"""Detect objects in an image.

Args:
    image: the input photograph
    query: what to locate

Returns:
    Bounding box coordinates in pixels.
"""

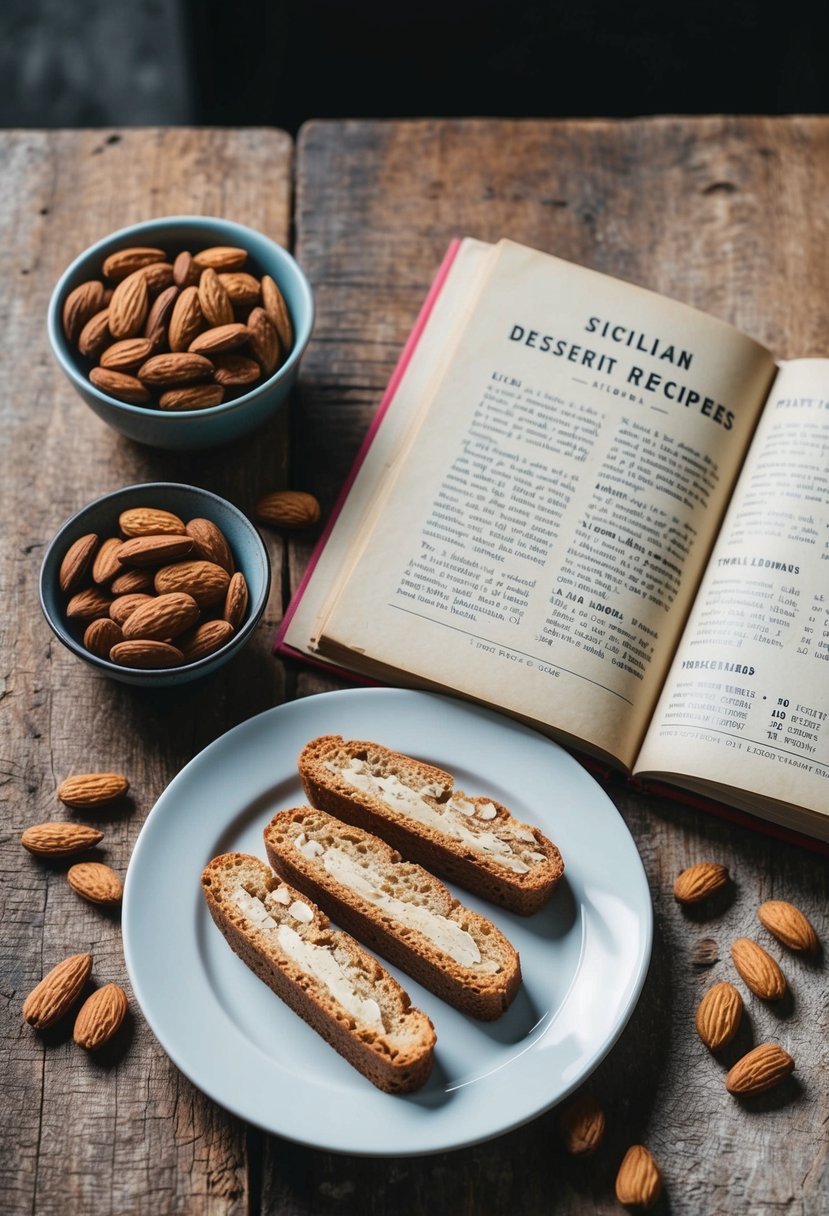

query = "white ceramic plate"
[123,687,652,1156]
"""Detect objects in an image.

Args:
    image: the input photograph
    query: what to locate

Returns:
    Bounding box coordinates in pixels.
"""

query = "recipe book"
[278,238,829,846]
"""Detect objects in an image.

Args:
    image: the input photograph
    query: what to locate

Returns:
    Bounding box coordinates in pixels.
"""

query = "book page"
[314,239,777,769]
[635,359,829,834]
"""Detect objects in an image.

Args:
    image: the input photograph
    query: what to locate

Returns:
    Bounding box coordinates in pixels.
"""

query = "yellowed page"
[635,359,829,834]
[316,239,777,769]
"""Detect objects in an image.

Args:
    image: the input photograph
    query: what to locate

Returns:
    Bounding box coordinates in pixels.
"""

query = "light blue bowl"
[39,482,271,687]
[47,216,314,451]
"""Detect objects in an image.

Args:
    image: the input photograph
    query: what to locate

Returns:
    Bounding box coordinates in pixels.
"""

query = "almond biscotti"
[263,807,522,1021]
[201,852,436,1093]
[297,735,564,915]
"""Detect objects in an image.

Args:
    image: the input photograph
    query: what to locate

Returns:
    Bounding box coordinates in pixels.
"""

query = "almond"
[122,591,200,641]
[154,559,230,607]
[63,280,106,343]
[757,899,819,954]
[223,571,249,629]
[158,384,225,412]
[115,533,195,567]
[108,268,150,339]
[557,1092,605,1156]
[673,861,730,904]
[83,617,123,659]
[246,306,281,375]
[261,274,294,352]
[91,536,124,584]
[142,262,175,295]
[119,507,186,537]
[110,568,154,595]
[211,353,261,387]
[180,618,234,662]
[73,983,129,1050]
[77,308,111,358]
[615,1144,662,1209]
[89,366,152,405]
[66,586,113,621]
[57,772,129,808]
[23,953,92,1029]
[173,250,200,288]
[188,322,250,354]
[144,283,179,349]
[67,861,123,906]
[168,285,205,351]
[695,981,743,1051]
[725,1042,795,1095]
[102,246,166,281]
[198,266,234,327]
[137,351,214,386]
[110,639,185,668]
[185,518,234,573]
[219,271,261,307]
[730,937,787,1000]
[59,532,99,594]
[256,489,321,529]
[193,245,248,272]
[21,822,104,857]
[99,336,154,372]
[109,592,154,626]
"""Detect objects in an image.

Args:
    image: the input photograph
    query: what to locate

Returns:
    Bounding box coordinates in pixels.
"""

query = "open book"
[278,238,829,847]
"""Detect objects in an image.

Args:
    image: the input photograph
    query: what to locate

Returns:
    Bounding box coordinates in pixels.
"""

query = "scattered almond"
[256,489,321,529]
[725,1043,794,1096]
[73,983,129,1050]
[730,937,787,1001]
[67,861,124,906]
[695,981,743,1051]
[57,772,129,808]
[23,953,93,1029]
[615,1144,662,1209]
[757,900,819,954]
[557,1092,605,1156]
[21,822,104,858]
[673,861,730,905]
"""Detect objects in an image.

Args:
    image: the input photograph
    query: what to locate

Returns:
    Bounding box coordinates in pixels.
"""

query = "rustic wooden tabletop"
[1,119,827,1216]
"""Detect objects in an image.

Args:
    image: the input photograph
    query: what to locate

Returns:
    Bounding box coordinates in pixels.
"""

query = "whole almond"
[100,336,155,372]
[673,861,730,904]
[92,536,124,584]
[168,285,205,351]
[77,308,111,358]
[23,953,93,1029]
[119,507,186,537]
[173,249,200,287]
[108,268,149,339]
[158,384,225,412]
[122,591,200,641]
[89,366,152,405]
[137,351,214,386]
[110,568,153,595]
[219,271,261,307]
[557,1092,605,1156]
[188,322,250,354]
[83,617,123,659]
[731,937,787,1000]
[193,245,248,272]
[615,1144,662,1209]
[246,306,281,375]
[154,559,230,607]
[256,489,321,529]
[110,639,185,668]
[198,266,234,326]
[223,571,249,629]
[261,274,294,352]
[21,822,104,858]
[725,1043,795,1095]
[185,518,234,573]
[59,532,99,594]
[63,280,106,343]
[66,587,113,621]
[757,900,819,954]
[109,593,154,627]
[67,861,123,906]
[115,533,195,567]
[180,618,234,662]
[211,353,261,387]
[142,262,175,295]
[144,283,179,349]
[102,246,166,281]
[695,981,743,1051]
[73,983,129,1050]
[57,772,129,808]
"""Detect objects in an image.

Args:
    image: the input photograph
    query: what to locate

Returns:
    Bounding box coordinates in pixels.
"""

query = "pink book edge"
[274,237,463,677]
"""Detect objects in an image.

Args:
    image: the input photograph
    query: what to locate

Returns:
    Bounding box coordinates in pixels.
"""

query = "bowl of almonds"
[47,216,314,450]
[39,482,271,686]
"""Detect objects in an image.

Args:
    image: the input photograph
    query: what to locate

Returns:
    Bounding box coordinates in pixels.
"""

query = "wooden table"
[2,119,827,1216]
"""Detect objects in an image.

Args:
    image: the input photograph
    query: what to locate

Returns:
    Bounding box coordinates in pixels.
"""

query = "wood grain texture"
[0,128,292,1216]
[283,118,829,1215]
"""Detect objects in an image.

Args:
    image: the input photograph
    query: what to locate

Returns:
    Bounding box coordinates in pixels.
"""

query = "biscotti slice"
[264,807,522,1021]
[297,735,564,915]
[201,853,436,1093]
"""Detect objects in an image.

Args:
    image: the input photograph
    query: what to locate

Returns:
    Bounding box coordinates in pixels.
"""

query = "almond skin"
[21,822,104,858]
[67,861,124,906]
[731,937,787,1000]
[615,1144,662,1209]
[557,1092,606,1156]
[73,983,129,1050]
[256,489,321,529]
[695,981,743,1051]
[725,1043,795,1095]
[57,772,129,808]
[121,591,200,641]
[110,639,185,668]
[23,953,93,1029]
[673,861,730,904]
[757,900,819,954]
[59,532,99,594]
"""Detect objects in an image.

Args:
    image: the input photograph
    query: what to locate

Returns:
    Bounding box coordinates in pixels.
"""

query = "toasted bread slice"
[297,735,564,915]
[201,852,436,1093]
[264,808,522,1021]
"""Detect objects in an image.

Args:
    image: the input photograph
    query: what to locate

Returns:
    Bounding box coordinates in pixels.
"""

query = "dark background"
[1,0,827,131]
